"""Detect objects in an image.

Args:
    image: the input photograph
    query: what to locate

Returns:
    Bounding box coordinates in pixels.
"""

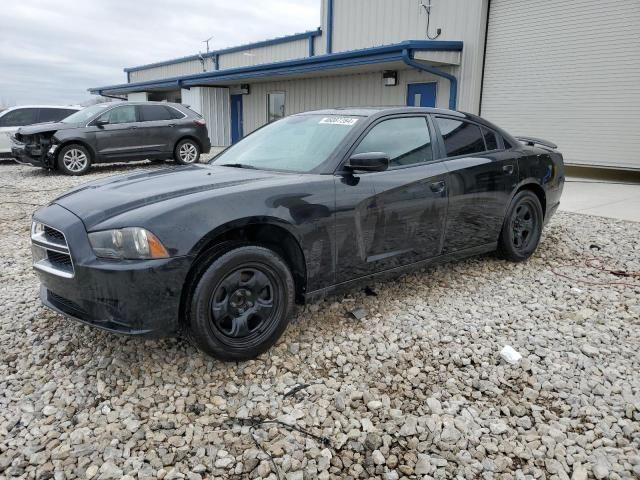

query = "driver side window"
[353,117,433,167]
[98,106,137,125]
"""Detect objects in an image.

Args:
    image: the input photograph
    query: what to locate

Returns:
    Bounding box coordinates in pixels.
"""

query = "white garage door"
[481,0,640,170]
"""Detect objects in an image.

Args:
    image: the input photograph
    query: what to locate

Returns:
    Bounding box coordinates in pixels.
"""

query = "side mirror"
[94,118,109,127]
[345,152,390,172]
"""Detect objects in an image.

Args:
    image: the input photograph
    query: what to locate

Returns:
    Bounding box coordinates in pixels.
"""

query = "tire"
[57,144,92,176]
[187,245,295,361]
[174,138,201,165]
[497,190,544,262]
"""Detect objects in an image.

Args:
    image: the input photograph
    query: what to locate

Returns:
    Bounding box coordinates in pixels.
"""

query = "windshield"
[61,103,114,124]
[211,114,362,173]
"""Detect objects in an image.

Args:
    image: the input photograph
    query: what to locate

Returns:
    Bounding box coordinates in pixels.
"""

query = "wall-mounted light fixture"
[383,70,398,87]
[239,84,250,95]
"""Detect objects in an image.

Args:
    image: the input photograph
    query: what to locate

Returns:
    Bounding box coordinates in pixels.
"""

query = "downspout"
[308,34,315,57]
[326,0,334,54]
[402,48,458,110]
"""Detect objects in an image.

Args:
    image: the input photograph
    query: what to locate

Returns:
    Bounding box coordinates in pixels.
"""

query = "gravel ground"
[1,161,639,480]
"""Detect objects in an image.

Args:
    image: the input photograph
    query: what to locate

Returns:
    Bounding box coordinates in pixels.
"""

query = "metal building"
[90,0,640,170]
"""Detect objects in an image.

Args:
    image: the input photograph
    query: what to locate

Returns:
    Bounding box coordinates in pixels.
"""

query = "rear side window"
[435,117,486,157]
[139,105,182,122]
[39,108,77,123]
[354,117,433,167]
[0,108,39,127]
[482,127,499,151]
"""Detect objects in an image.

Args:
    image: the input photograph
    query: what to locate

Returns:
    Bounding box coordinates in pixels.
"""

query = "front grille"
[32,224,75,278]
[44,226,65,245]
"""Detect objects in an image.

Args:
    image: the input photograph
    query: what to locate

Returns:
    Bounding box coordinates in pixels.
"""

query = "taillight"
[193,119,206,126]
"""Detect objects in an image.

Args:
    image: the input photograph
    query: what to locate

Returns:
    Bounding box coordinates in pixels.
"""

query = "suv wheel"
[187,246,295,361]
[497,190,544,262]
[57,144,92,176]
[174,139,200,165]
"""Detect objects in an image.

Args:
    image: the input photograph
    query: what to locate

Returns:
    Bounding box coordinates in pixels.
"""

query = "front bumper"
[33,203,193,337]
[11,142,47,167]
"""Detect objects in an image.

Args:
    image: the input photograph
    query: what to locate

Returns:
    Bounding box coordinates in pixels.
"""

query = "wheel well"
[517,183,546,218]
[175,136,202,153]
[55,141,95,165]
[179,223,307,330]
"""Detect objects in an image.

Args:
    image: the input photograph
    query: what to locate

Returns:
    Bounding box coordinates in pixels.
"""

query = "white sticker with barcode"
[319,117,359,126]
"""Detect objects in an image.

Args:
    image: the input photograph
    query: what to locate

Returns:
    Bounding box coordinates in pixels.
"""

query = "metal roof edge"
[92,40,463,95]
[123,28,323,73]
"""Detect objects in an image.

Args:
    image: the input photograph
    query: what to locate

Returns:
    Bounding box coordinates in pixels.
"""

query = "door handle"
[129,126,138,130]
[168,123,176,127]
[503,164,514,175]
[429,180,446,193]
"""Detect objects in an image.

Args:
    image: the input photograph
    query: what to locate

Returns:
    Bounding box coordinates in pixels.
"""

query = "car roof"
[296,106,467,118]
[122,101,184,107]
[1,105,81,112]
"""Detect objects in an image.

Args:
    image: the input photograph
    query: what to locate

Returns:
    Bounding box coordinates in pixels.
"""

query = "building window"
[267,92,285,123]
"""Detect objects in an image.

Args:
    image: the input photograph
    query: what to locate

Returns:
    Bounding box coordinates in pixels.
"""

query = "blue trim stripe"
[124,29,322,73]
[91,40,463,95]
[326,0,334,54]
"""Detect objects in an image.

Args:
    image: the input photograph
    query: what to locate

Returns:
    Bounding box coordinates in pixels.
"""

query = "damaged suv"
[12,102,211,175]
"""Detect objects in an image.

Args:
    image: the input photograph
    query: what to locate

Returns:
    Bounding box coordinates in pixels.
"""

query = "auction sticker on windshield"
[319,117,359,126]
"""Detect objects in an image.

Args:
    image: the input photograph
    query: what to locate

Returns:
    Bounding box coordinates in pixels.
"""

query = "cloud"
[0,0,320,106]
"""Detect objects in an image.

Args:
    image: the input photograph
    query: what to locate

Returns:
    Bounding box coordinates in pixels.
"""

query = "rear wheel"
[174,139,200,165]
[497,190,543,262]
[187,246,295,361]
[57,144,92,176]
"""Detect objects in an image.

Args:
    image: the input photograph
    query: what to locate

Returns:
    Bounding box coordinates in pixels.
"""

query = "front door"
[230,94,243,144]
[334,115,448,283]
[407,83,437,107]
[93,105,141,160]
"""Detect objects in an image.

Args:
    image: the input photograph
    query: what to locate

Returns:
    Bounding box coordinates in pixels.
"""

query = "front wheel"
[57,144,92,176]
[497,190,543,262]
[187,246,295,361]
[174,139,201,165]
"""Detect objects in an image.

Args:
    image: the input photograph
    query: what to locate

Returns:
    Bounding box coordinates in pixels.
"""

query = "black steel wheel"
[497,190,543,262]
[187,245,294,361]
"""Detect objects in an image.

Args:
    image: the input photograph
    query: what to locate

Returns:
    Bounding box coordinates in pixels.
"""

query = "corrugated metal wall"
[481,0,640,169]
[129,58,215,83]
[242,69,445,134]
[219,39,309,69]
[329,0,488,113]
[181,87,231,147]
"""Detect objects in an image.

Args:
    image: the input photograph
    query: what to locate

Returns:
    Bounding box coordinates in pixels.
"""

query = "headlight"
[32,221,45,236]
[88,227,169,260]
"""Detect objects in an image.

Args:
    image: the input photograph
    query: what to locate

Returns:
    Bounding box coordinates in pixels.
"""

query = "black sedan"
[12,102,211,175]
[31,107,564,360]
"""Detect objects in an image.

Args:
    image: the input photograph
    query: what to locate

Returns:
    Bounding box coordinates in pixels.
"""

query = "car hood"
[53,164,290,229]
[17,121,81,135]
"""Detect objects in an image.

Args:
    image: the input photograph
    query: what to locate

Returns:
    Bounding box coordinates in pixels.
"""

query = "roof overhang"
[90,40,463,96]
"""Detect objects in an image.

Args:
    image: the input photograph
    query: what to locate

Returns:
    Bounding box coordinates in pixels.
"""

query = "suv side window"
[39,108,78,123]
[435,117,486,157]
[0,108,39,127]
[98,105,137,124]
[139,105,180,122]
[353,117,433,167]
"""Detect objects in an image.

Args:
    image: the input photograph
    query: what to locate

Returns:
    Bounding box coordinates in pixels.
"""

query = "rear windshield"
[211,114,361,173]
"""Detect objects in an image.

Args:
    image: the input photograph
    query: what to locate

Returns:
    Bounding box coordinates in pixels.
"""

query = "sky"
[0,0,320,107]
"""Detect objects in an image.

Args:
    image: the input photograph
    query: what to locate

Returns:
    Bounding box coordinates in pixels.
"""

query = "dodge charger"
[31,107,564,360]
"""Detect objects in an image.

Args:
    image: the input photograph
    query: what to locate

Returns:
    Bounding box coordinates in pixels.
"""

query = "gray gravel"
[1,161,639,480]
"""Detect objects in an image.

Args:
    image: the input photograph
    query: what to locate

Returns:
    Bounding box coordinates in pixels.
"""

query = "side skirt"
[303,242,497,303]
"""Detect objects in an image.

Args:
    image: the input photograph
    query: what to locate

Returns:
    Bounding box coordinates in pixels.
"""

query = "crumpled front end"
[12,131,57,168]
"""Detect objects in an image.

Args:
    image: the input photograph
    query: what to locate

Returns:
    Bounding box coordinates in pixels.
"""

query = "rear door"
[136,104,183,155]
[334,115,448,283]
[433,116,518,254]
[92,105,142,160]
